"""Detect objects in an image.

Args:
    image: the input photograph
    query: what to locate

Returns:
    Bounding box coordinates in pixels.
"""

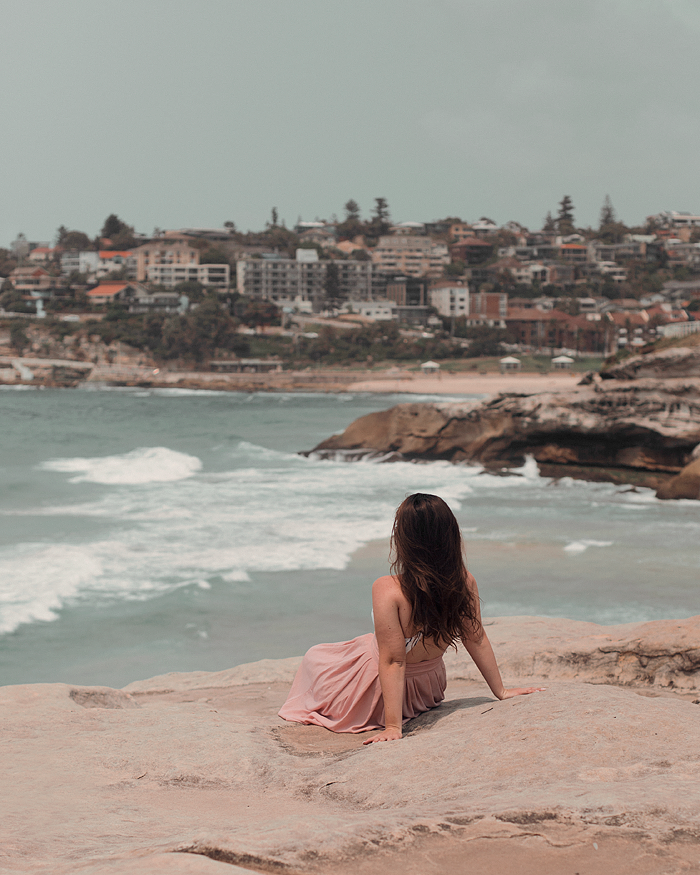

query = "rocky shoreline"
[2,614,699,875]
[311,348,700,500]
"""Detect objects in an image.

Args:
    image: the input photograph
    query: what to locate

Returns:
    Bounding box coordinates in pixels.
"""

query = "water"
[1,386,698,688]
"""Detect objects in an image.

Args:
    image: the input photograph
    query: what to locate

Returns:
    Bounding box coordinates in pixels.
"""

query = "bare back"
[372,572,480,664]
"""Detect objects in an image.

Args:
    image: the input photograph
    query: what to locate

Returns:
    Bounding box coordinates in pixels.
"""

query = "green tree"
[324,261,341,303]
[10,320,30,354]
[557,196,575,235]
[599,194,615,227]
[543,212,556,233]
[101,214,127,239]
[270,207,279,227]
[336,199,363,241]
[368,197,391,237]
[59,230,94,250]
[199,247,229,264]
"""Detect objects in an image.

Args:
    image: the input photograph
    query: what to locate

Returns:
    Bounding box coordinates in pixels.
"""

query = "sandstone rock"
[310,381,700,492]
[2,616,699,874]
[602,346,700,380]
[656,455,700,500]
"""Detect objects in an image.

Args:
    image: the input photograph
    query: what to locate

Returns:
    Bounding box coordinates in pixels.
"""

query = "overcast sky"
[2,0,699,246]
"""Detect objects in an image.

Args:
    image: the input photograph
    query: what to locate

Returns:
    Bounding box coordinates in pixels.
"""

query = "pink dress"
[278,632,447,733]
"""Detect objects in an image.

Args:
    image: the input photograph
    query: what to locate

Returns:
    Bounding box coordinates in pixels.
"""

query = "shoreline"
[0,357,584,397]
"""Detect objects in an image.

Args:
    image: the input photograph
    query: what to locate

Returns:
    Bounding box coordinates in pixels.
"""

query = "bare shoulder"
[371,575,405,605]
[372,574,401,595]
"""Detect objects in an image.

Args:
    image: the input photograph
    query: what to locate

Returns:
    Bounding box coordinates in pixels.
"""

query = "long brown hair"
[390,493,481,646]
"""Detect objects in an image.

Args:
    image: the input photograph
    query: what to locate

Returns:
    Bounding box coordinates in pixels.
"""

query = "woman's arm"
[363,576,407,744]
[462,574,545,700]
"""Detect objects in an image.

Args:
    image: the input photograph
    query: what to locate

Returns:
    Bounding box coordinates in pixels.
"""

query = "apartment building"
[132,236,200,282]
[468,291,508,326]
[237,250,384,308]
[372,235,449,277]
[145,262,230,288]
[429,282,469,318]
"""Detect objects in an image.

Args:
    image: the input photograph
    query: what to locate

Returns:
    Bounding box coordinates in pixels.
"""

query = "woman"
[279,493,544,743]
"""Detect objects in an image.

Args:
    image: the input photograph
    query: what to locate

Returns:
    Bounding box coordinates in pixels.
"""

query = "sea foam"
[40,447,202,484]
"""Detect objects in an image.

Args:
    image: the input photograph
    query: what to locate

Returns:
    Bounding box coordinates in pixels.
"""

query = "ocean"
[1,386,698,688]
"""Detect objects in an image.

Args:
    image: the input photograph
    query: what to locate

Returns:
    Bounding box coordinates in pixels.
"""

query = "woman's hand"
[362,725,403,744]
[497,686,546,700]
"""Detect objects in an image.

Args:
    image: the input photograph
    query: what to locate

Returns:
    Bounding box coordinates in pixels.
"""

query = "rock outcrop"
[602,345,700,380]
[2,615,699,874]
[310,378,700,496]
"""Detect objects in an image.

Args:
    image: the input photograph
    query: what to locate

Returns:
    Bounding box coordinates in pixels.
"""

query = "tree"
[599,195,616,228]
[101,214,127,239]
[344,200,360,222]
[99,214,137,249]
[270,207,279,227]
[324,262,341,303]
[557,196,575,235]
[368,197,391,236]
[598,195,626,244]
[543,212,556,233]
[57,230,93,251]
[224,220,236,233]
[336,200,363,241]
[10,320,30,354]
[199,247,229,265]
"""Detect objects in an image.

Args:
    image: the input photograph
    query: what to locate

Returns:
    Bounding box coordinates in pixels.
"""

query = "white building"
[61,251,100,276]
[653,210,700,229]
[429,283,469,318]
[237,250,384,307]
[349,300,396,321]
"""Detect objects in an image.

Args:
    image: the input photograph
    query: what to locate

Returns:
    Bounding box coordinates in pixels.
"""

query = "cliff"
[311,374,700,497]
[2,615,699,874]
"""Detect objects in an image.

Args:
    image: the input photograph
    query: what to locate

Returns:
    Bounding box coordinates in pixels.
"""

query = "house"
[96,251,136,279]
[349,300,396,321]
[449,236,493,264]
[448,222,473,243]
[9,266,55,293]
[604,310,653,351]
[662,279,700,301]
[471,218,499,236]
[26,247,58,263]
[86,281,150,306]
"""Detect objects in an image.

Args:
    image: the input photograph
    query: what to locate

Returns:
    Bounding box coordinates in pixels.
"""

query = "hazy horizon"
[2,0,699,246]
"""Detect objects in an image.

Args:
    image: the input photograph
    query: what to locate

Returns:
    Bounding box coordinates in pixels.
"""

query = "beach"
[0,356,584,397]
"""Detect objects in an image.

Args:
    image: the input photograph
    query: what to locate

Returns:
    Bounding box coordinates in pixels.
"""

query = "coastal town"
[1,198,700,385]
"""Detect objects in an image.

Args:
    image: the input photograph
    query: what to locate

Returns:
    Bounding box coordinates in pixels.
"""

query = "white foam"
[40,447,202,485]
[564,539,613,555]
[2,449,486,634]
[0,545,103,634]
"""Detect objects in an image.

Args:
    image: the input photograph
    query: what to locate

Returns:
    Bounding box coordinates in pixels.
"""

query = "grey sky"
[2,0,698,245]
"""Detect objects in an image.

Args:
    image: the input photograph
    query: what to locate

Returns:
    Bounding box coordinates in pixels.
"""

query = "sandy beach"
[345,369,583,396]
[1,359,585,396]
